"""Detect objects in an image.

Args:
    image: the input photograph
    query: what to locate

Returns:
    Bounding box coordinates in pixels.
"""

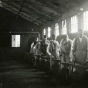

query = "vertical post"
[46,27,48,38]
[42,28,44,39]
[59,21,62,35]
[51,24,55,35]
[66,17,71,34]
[78,11,83,29]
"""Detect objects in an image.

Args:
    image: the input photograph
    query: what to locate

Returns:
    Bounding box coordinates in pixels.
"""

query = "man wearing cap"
[71,29,88,84]
[72,29,88,64]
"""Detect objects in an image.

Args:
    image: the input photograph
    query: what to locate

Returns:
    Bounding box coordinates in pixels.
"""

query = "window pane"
[83,11,88,31]
[62,20,67,34]
[48,27,51,37]
[71,15,78,33]
[55,23,59,36]
[12,35,20,47]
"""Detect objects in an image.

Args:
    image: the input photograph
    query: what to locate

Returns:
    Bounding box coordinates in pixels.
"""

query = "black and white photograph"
[0,0,88,88]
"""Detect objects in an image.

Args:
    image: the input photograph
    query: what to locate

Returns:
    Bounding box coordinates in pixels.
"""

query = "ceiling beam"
[1,2,43,25]
[2,1,50,24]
[16,1,24,20]
[24,2,52,19]
[1,0,59,23]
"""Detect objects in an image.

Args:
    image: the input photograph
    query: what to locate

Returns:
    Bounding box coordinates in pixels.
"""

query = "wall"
[0,7,41,60]
[0,7,41,32]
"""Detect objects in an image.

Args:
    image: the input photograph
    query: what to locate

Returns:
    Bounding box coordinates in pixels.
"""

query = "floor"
[0,60,86,88]
[0,60,68,88]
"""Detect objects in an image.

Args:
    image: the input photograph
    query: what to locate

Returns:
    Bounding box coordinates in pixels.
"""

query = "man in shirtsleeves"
[47,34,60,71]
[40,35,50,71]
[60,35,72,64]
[30,37,39,54]
[30,37,41,67]
[41,35,49,56]
[60,35,72,83]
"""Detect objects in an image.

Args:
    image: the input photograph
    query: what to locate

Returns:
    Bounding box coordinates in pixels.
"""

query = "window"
[12,35,20,47]
[43,29,46,35]
[48,27,51,37]
[83,11,88,31]
[71,15,78,33]
[55,23,59,36]
[62,20,67,34]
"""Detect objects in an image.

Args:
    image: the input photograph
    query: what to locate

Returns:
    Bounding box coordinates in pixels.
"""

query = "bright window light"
[83,11,88,31]
[48,27,51,37]
[62,20,67,34]
[12,35,20,47]
[71,15,78,33]
[43,29,46,35]
[55,23,59,36]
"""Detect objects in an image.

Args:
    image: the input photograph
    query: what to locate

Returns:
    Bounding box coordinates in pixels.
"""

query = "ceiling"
[0,0,87,27]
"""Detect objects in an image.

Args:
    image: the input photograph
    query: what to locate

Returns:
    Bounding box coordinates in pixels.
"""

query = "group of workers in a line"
[30,28,88,85]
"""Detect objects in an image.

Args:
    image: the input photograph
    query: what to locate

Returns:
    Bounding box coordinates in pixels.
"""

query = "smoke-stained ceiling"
[0,0,87,27]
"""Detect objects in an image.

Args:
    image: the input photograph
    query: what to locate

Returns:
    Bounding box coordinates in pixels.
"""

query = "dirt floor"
[0,60,85,88]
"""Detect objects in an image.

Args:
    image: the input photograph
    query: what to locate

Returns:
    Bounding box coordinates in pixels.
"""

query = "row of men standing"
[30,29,88,70]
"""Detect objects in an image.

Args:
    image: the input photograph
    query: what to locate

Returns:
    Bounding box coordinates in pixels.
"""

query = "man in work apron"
[40,35,50,71]
[71,29,88,85]
[72,29,88,65]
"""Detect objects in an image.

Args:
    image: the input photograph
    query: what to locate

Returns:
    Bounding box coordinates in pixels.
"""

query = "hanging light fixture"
[80,8,83,11]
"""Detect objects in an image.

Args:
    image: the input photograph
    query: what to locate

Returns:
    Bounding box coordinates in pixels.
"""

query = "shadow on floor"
[0,60,59,88]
